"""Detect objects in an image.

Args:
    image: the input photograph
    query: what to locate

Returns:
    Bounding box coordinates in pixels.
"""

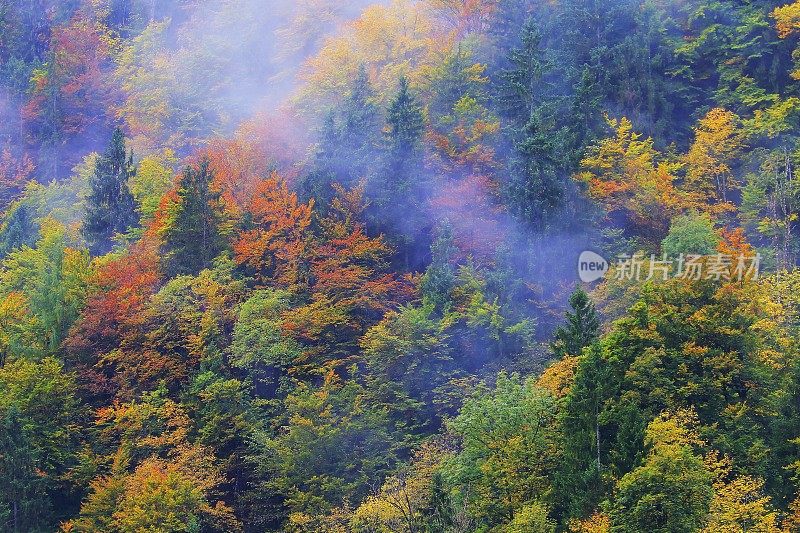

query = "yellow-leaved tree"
[575,116,694,244]
[684,108,746,206]
[294,0,445,114]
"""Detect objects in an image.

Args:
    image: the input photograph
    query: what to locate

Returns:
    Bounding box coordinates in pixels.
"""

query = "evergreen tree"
[420,220,457,312]
[301,66,380,208]
[496,20,569,230]
[384,76,425,197]
[82,127,138,255]
[496,20,550,124]
[0,202,37,258]
[0,406,50,533]
[568,66,604,159]
[160,159,228,277]
[372,75,427,268]
[552,287,600,358]
[555,343,612,522]
[340,65,380,183]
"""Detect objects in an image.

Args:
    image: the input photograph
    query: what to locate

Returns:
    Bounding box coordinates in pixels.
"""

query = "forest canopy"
[3,0,800,532]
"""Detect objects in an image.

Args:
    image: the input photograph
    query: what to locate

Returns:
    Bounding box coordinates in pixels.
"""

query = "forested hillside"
[3,0,800,531]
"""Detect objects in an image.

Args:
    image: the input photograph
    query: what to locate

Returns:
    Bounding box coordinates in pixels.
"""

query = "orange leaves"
[430,173,505,260]
[23,15,116,137]
[274,183,411,375]
[311,183,403,308]
[576,116,713,243]
[718,227,755,258]
[774,2,800,39]
[233,173,314,288]
[206,136,267,212]
[64,241,160,399]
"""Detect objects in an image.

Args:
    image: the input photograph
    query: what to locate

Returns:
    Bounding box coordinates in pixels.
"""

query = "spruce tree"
[340,65,380,183]
[373,75,427,269]
[161,159,228,277]
[302,66,380,207]
[0,406,50,532]
[0,202,37,258]
[82,128,138,255]
[552,287,600,358]
[384,75,424,196]
[421,221,457,312]
[497,20,568,231]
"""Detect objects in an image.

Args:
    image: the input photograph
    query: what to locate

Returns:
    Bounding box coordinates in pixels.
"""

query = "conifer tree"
[0,203,37,258]
[341,65,380,183]
[384,76,424,196]
[373,75,427,268]
[82,128,138,255]
[552,287,600,358]
[421,221,457,312]
[0,406,50,533]
[160,159,228,277]
[497,20,568,230]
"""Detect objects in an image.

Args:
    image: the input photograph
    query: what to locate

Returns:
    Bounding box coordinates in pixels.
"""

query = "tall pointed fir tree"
[552,287,600,358]
[302,65,380,207]
[496,20,568,231]
[384,76,425,190]
[340,64,380,184]
[82,128,138,255]
[160,159,228,277]
[374,76,426,268]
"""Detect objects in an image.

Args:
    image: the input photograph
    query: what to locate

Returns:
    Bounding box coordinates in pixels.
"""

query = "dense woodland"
[5,0,800,531]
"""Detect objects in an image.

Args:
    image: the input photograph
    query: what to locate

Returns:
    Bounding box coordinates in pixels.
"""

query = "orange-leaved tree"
[233,172,314,290]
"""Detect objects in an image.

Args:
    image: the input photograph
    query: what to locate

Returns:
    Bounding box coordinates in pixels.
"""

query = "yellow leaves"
[701,452,780,533]
[774,3,800,81]
[537,356,579,399]
[130,150,177,222]
[774,2,800,39]
[295,0,444,114]
[576,116,689,240]
[645,409,704,449]
[684,108,746,205]
[569,512,611,533]
[351,439,452,533]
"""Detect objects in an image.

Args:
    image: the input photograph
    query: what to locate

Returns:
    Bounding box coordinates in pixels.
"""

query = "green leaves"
[443,372,558,529]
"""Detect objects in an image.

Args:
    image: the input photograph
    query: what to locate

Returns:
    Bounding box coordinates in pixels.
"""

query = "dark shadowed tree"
[160,159,229,277]
[82,128,138,255]
[552,287,600,358]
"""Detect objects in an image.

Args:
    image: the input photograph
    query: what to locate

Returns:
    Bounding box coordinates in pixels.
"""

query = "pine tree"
[496,20,549,124]
[384,75,424,196]
[421,221,457,313]
[555,343,612,522]
[496,20,568,231]
[160,159,228,277]
[82,128,138,255]
[552,287,600,358]
[0,202,37,258]
[0,406,50,532]
[302,66,380,207]
[373,76,427,268]
[340,65,380,183]
[568,67,604,160]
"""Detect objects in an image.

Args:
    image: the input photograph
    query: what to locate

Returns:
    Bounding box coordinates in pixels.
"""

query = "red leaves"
[64,241,160,400]
[430,174,505,260]
[23,16,116,138]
